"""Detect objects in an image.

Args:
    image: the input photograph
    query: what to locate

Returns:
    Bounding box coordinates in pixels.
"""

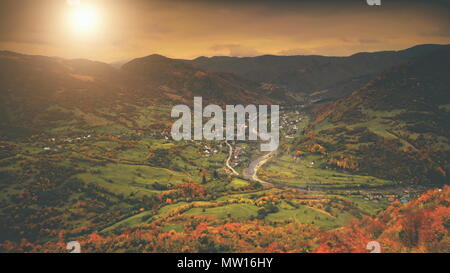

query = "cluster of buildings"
[280,111,302,139]
[202,144,219,157]
[42,134,93,152]
[362,190,419,203]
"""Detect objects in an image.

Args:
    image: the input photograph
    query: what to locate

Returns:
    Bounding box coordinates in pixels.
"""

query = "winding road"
[225,138,274,187]
[225,140,240,176]
[225,112,275,186]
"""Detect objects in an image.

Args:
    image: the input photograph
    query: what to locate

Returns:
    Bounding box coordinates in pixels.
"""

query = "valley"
[0,103,423,247]
[0,45,448,253]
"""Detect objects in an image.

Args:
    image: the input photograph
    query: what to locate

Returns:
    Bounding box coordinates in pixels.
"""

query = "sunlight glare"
[68,4,101,35]
[67,0,81,6]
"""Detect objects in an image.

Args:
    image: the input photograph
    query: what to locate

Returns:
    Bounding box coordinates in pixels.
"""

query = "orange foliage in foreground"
[315,186,450,253]
[0,220,320,253]
[1,187,449,253]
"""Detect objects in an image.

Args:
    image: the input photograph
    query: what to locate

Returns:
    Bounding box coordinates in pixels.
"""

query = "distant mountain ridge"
[1,44,449,135]
[186,44,450,100]
[121,53,279,104]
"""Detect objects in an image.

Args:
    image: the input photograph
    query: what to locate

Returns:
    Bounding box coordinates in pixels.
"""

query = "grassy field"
[226,178,250,190]
[74,163,187,197]
[185,203,260,220]
[265,203,354,229]
[98,184,389,233]
[261,154,394,189]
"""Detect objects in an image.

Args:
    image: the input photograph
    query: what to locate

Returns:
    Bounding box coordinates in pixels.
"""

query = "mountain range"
[1,44,449,132]
[187,44,450,100]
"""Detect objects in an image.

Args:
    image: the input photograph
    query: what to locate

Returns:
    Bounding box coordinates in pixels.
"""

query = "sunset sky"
[1,0,450,62]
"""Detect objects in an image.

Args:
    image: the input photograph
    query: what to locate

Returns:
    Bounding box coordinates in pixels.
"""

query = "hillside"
[2,186,447,253]
[316,186,450,253]
[0,51,126,125]
[0,51,279,247]
[188,44,449,100]
[122,54,279,105]
[0,51,278,138]
[289,46,450,186]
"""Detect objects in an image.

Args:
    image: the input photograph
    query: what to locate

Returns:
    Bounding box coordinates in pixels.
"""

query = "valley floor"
[0,104,440,252]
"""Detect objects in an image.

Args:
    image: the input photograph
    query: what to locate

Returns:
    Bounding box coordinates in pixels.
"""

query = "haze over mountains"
[1,44,448,107]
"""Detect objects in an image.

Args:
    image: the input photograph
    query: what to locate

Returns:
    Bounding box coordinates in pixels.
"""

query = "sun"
[68,4,101,35]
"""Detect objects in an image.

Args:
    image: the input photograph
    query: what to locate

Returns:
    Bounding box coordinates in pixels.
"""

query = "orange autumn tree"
[308,143,326,154]
[328,154,358,170]
[315,186,450,253]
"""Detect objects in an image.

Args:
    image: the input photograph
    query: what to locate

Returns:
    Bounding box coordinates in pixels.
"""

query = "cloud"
[358,38,381,44]
[420,24,450,38]
[210,44,261,57]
